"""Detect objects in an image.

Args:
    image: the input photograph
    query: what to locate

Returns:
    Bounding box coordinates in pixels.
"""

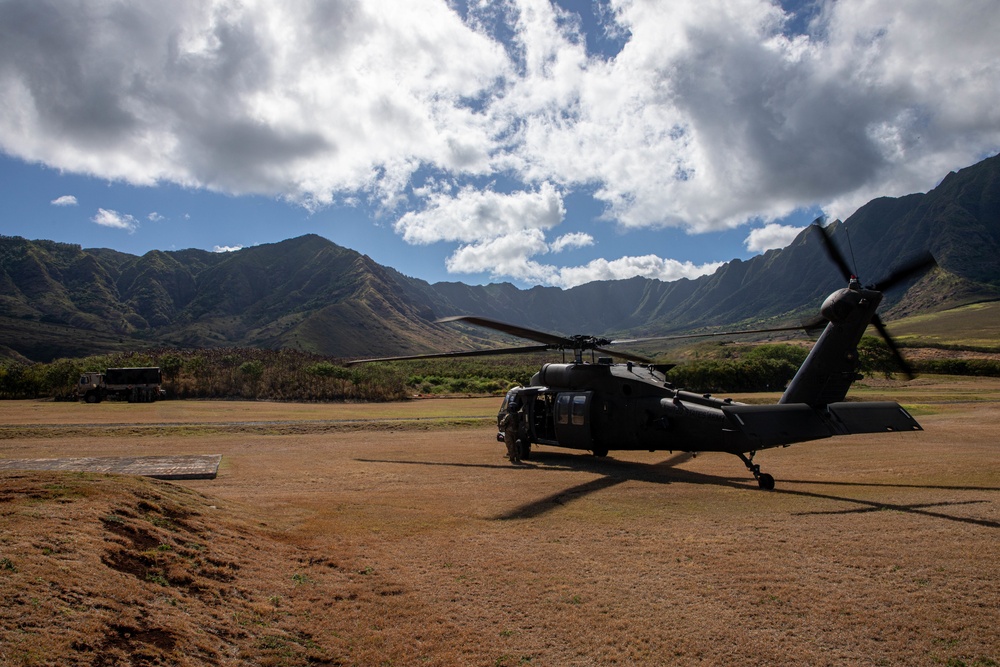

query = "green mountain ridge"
[2,155,999,362]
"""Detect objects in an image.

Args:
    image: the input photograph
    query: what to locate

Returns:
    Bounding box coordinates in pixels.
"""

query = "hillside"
[2,155,999,362]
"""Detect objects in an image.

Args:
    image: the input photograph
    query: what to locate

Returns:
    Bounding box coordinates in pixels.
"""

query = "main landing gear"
[736,451,775,491]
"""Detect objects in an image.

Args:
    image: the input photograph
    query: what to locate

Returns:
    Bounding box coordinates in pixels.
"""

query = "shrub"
[666,357,799,393]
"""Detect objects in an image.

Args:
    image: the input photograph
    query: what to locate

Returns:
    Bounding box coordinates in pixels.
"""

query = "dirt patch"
[1,389,999,666]
[0,472,359,665]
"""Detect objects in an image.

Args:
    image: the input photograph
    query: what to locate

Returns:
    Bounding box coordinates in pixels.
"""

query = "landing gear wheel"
[736,451,776,491]
[592,448,608,458]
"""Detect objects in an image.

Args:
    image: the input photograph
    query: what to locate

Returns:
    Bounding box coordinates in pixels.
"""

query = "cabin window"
[572,395,587,426]
[556,394,571,425]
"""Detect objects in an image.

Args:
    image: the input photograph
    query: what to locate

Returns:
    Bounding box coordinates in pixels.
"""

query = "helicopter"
[348,224,935,490]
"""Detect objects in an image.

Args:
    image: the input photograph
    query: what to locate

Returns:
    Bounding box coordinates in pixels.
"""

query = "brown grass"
[1,382,999,666]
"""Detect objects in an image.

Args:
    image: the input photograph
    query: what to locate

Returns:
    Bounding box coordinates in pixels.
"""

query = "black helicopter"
[349,224,935,490]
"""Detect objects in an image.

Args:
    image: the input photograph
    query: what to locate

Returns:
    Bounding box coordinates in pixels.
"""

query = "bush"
[858,336,898,379]
[666,357,799,393]
[0,348,413,402]
[306,362,352,380]
[914,358,1000,377]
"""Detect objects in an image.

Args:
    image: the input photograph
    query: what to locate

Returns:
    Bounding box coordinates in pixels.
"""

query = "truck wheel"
[84,392,98,404]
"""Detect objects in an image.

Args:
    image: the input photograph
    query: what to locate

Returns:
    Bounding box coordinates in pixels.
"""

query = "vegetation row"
[1,338,997,401]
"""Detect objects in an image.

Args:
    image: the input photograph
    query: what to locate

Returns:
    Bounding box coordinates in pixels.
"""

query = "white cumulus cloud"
[50,195,77,206]
[744,223,806,252]
[551,256,724,288]
[445,229,722,288]
[395,183,565,245]
[213,244,244,253]
[91,208,138,232]
[550,232,594,253]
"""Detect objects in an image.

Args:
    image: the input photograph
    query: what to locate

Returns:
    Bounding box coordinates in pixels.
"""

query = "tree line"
[1,339,997,401]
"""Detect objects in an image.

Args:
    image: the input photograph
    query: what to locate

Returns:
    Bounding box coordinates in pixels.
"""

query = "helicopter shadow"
[355,451,1000,528]
[495,452,702,520]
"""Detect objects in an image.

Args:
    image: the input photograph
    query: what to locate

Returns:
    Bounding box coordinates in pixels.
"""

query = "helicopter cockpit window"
[572,395,587,425]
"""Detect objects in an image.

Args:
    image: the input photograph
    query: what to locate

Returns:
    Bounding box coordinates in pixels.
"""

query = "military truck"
[77,367,165,403]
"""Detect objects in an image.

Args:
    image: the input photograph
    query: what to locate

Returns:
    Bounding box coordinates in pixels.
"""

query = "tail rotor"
[811,221,935,379]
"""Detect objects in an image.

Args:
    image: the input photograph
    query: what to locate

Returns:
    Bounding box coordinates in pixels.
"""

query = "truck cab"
[77,372,105,403]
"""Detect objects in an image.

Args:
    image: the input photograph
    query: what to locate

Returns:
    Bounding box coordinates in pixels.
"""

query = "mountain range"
[2,154,999,363]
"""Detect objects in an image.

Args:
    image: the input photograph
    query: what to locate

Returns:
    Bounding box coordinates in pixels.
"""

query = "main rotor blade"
[612,323,811,346]
[801,315,829,335]
[436,315,575,348]
[869,252,936,292]
[593,346,654,364]
[344,344,553,366]
[870,315,915,380]
[812,219,854,282]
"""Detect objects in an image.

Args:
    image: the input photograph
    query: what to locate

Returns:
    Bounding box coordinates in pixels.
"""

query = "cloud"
[0,0,508,207]
[552,255,724,288]
[447,240,722,288]
[212,244,244,253]
[446,229,553,282]
[443,226,721,288]
[419,184,718,286]
[394,183,565,245]
[50,195,77,206]
[503,0,1000,232]
[550,232,593,252]
[147,212,164,222]
[91,208,138,232]
[3,0,999,285]
[744,223,806,252]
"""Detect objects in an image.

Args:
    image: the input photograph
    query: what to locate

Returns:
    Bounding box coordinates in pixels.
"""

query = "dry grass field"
[1,379,998,666]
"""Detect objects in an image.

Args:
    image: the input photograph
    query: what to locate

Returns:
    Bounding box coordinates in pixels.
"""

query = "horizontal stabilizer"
[722,401,922,452]
[722,403,833,449]
[826,402,922,434]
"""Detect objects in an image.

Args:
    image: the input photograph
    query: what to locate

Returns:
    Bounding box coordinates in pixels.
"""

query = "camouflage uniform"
[501,398,522,464]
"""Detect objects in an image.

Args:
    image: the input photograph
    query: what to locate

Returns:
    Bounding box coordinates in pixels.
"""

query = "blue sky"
[1,0,998,288]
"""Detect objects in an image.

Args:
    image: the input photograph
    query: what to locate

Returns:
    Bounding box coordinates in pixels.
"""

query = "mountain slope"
[1,154,998,362]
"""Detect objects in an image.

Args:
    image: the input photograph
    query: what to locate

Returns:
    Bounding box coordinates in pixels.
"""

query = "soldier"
[501,391,523,464]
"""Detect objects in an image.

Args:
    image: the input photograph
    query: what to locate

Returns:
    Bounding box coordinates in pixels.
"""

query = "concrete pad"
[0,454,222,480]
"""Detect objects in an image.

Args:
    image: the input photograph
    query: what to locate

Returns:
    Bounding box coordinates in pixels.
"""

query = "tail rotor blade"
[812,218,854,282]
[870,315,915,380]
[869,253,937,292]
